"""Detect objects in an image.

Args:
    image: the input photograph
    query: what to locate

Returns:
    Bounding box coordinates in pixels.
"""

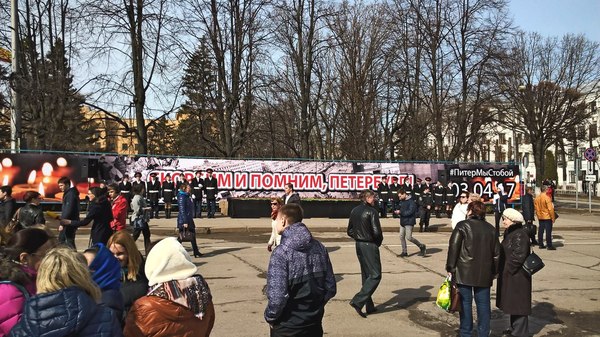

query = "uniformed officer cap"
[425,177,431,181]
[150,172,157,177]
[165,173,171,177]
[195,170,203,175]
[134,172,142,178]
[206,168,214,173]
[123,174,129,179]
[391,177,398,181]
[416,178,422,182]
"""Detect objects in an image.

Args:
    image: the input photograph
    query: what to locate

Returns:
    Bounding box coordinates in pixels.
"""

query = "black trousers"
[270,324,323,337]
[132,225,151,256]
[419,208,431,227]
[58,227,77,250]
[351,241,381,311]
[178,229,201,255]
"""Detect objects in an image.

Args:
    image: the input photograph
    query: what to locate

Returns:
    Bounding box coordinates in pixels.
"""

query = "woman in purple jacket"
[0,228,53,336]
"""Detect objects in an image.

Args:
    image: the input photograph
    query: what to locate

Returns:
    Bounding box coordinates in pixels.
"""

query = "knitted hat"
[145,237,198,286]
[502,208,524,224]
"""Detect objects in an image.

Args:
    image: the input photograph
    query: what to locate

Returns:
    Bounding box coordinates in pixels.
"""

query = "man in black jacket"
[376,176,390,218]
[347,189,383,318]
[521,187,538,245]
[190,170,204,218]
[57,177,80,249]
[282,183,301,205]
[395,189,426,257]
[204,168,219,218]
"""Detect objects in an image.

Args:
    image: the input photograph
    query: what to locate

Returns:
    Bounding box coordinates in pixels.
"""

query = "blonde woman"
[9,247,123,337]
[267,197,284,252]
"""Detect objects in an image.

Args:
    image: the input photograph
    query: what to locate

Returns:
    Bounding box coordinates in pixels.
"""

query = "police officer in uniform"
[389,177,401,218]
[162,173,175,219]
[376,175,390,218]
[119,174,132,211]
[433,180,445,218]
[402,178,413,197]
[419,185,433,232]
[190,170,204,218]
[147,172,161,219]
[445,181,456,219]
[203,168,218,218]
[413,178,423,203]
[131,172,146,199]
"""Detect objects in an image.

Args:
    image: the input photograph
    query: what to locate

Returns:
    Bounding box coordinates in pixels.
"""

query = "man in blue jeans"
[446,201,501,337]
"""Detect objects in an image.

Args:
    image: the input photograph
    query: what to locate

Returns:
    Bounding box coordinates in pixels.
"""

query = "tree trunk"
[533,138,546,187]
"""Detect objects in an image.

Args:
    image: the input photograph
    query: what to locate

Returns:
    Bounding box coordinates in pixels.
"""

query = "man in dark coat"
[282,183,301,205]
[190,170,204,218]
[146,173,161,219]
[376,176,390,218]
[445,181,456,218]
[0,185,17,223]
[131,172,146,199]
[203,168,219,218]
[347,189,383,318]
[118,174,132,212]
[395,189,426,257]
[419,186,433,232]
[57,177,80,249]
[520,187,538,245]
[433,181,445,218]
[265,203,336,336]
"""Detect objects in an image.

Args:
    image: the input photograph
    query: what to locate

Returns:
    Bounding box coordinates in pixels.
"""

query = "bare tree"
[493,32,600,183]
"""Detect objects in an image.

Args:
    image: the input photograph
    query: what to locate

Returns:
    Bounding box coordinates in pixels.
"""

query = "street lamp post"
[10,0,21,153]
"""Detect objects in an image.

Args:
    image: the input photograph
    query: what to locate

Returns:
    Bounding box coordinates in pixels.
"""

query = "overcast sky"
[508,0,600,42]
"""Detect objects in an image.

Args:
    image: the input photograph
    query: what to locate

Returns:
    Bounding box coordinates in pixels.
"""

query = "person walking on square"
[521,187,538,245]
[446,201,501,337]
[534,185,556,250]
[61,187,113,246]
[162,173,175,219]
[451,192,470,230]
[395,189,426,257]
[376,176,390,218]
[419,186,433,232]
[147,173,161,219]
[190,170,204,218]
[497,208,532,337]
[267,197,284,252]
[445,181,457,218]
[119,174,132,211]
[282,183,301,205]
[57,177,80,249]
[130,184,151,256]
[347,189,383,318]
[389,177,401,218]
[203,168,219,218]
[107,184,128,232]
[265,203,336,336]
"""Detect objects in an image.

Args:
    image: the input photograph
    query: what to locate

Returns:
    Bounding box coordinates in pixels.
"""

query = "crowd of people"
[0,171,559,337]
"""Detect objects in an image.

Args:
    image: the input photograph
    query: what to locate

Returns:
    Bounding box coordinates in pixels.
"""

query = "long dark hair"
[0,228,52,284]
[89,186,108,204]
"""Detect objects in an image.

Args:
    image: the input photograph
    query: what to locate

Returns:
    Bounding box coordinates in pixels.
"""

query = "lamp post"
[10,0,21,153]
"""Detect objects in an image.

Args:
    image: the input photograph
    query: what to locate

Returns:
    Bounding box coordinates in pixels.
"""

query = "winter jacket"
[0,265,36,337]
[534,192,555,221]
[398,197,417,226]
[124,295,215,337]
[110,195,128,232]
[61,187,80,221]
[496,224,532,315]
[264,222,336,329]
[16,204,45,228]
[70,196,113,245]
[120,258,148,315]
[347,202,383,246]
[0,198,17,223]
[8,287,123,337]
[130,195,148,223]
[177,191,195,231]
[446,217,501,287]
[521,193,535,222]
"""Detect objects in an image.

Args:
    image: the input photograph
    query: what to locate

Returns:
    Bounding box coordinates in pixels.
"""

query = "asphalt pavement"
[60,204,600,337]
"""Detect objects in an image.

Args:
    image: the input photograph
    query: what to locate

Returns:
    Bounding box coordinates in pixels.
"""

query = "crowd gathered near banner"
[0,164,558,337]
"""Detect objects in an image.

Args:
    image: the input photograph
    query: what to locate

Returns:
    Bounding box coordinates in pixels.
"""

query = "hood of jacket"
[11,287,119,337]
[280,222,312,252]
[89,243,121,291]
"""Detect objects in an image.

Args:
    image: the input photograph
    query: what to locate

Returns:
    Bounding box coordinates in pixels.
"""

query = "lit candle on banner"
[55,157,72,177]
[0,157,19,186]
[12,170,39,200]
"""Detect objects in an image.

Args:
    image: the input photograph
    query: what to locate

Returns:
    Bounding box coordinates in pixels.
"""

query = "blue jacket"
[264,222,336,328]
[177,191,195,231]
[8,287,123,337]
[398,196,418,226]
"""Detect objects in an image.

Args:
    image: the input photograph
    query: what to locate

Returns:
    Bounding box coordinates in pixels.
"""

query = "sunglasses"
[270,203,278,206]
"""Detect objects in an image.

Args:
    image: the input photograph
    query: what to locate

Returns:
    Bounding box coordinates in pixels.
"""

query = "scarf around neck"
[148,274,212,319]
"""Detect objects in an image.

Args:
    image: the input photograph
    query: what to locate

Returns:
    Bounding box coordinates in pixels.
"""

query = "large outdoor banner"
[0,153,520,203]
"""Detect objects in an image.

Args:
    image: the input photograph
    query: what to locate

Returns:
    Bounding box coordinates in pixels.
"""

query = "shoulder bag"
[5,208,23,235]
[522,246,545,276]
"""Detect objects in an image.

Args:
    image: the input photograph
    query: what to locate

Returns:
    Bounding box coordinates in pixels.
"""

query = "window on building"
[567,148,574,161]
[499,133,506,145]
[569,171,575,184]
[591,124,598,138]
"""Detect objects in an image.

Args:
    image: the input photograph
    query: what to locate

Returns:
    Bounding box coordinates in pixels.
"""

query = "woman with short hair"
[8,247,123,336]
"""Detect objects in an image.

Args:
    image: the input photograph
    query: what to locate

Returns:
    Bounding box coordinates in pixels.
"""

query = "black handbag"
[522,247,545,276]
[178,229,195,242]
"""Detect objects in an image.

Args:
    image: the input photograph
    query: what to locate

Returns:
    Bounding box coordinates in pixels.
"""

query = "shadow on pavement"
[376,285,434,313]
[204,247,249,257]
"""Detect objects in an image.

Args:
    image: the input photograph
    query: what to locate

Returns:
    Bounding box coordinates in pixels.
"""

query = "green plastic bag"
[436,277,451,311]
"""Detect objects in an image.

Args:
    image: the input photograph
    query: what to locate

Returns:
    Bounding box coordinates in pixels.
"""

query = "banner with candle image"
[0,153,521,203]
